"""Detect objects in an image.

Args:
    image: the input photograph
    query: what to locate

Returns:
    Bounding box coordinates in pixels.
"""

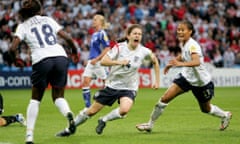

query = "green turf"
[0,87,239,144]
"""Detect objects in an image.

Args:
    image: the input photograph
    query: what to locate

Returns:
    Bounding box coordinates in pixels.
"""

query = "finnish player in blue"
[9,0,78,144]
[81,14,111,111]
[56,24,160,136]
[136,20,232,132]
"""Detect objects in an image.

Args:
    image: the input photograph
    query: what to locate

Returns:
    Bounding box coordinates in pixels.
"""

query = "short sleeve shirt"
[180,38,211,86]
[105,42,152,91]
[14,15,67,64]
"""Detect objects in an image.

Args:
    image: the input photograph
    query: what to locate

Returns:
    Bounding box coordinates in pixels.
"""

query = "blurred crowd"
[0,0,240,71]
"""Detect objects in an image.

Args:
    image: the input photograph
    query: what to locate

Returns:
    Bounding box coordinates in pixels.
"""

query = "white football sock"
[149,101,168,126]
[26,99,40,141]
[55,98,71,116]
[74,110,89,126]
[209,104,227,118]
[102,107,122,122]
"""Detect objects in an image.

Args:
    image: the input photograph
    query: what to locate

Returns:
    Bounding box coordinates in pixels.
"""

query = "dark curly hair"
[18,0,42,21]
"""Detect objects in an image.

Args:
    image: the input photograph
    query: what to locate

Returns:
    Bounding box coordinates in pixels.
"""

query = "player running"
[136,20,232,132]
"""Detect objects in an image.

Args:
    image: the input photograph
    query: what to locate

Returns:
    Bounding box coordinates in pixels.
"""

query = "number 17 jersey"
[14,15,67,65]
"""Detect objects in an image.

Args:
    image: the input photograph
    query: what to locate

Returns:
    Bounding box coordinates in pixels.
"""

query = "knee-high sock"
[208,104,228,118]
[102,107,123,122]
[55,98,71,116]
[148,101,168,126]
[26,99,40,140]
[82,87,91,108]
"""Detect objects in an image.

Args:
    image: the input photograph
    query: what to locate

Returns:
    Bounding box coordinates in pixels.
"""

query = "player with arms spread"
[56,24,160,136]
[136,20,232,132]
[9,0,78,143]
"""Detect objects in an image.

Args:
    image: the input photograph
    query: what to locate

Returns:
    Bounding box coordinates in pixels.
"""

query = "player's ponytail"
[95,14,110,29]
[116,37,128,43]
[103,21,110,30]
[181,20,195,37]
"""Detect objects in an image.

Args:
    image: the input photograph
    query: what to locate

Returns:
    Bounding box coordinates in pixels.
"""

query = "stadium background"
[0,0,240,89]
[0,1,239,144]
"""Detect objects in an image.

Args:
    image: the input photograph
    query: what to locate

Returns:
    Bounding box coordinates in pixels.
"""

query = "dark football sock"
[1,116,17,126]
[0,93,3,115]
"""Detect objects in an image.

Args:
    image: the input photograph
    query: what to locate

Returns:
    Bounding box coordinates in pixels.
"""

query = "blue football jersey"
[88,29,110,59]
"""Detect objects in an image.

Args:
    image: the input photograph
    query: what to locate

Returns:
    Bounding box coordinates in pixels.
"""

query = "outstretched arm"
[164,54,182,74]
[100,54,129,66]
[91,46,111,65]
[168,53,200,67]
[57,30,79,63]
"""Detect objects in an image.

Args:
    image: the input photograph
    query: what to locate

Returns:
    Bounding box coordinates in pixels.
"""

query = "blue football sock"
[82,88,91,107]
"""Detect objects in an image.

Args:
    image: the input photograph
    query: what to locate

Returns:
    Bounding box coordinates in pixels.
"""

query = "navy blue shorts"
[93,87,137,106]
[173,74,214,103]
[31,56,69,89]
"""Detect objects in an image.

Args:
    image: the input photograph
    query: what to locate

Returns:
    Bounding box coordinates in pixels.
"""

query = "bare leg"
[96,97,133,134]
[149,83,184,126]
[101,97,133,122]
[136,83,184,131]
[75,101,104,126]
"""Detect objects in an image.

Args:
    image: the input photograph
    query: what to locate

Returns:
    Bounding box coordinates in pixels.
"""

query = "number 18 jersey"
[14,15,67,65]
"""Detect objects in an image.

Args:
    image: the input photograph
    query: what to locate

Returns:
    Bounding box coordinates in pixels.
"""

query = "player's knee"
[82,83,90,87]
[119,110,128,116]
[160,96,170,103]
[86,109,97,117]
[82,78,91,87]
[0,117,7,126]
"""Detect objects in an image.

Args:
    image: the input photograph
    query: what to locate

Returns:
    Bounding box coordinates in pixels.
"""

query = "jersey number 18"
[31,24,57,48]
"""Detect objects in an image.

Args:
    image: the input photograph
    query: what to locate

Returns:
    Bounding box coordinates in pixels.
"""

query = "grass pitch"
[0,87,239,144]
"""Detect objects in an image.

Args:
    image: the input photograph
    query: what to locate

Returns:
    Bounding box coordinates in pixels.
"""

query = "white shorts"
[82,60,108,80]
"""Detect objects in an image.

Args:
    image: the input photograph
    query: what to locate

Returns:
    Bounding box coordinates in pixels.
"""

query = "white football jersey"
[180,38,211,86]
[14,15,67,65]
[105,41,152,91]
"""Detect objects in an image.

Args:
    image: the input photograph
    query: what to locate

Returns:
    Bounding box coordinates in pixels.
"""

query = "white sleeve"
[14,24,25,40]
[189,43,202,55]
[143,47,153,58]
[107,44,120,60]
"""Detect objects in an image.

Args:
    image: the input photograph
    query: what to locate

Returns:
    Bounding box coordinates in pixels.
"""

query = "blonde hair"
[94,14,110,29]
